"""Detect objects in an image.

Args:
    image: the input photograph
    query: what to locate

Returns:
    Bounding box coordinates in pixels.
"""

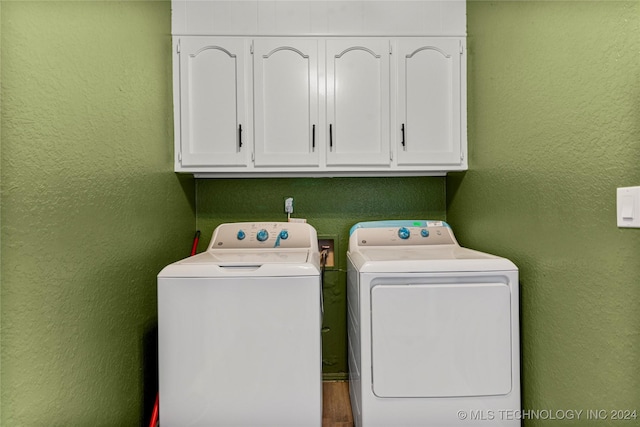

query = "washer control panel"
[209,222,314,249]
[350,220,457,247]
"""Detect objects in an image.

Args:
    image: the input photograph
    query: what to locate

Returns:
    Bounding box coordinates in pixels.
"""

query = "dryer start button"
[397,227,411,240]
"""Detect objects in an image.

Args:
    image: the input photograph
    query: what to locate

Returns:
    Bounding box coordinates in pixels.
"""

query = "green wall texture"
[448,1,640,426]
[1,1,195,425]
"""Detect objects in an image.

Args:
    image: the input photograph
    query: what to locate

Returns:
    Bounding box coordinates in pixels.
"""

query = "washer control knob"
[279,230,289,240]
[421,229,429,238]
[398,227,411,240]
[256,229,269,242]
[237,230,246,240]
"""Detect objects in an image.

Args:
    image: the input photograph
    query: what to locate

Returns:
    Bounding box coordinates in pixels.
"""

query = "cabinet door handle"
[312,124,316,151]
[329,124,333,151]
[239,124,243,149]
[401,123,405,149]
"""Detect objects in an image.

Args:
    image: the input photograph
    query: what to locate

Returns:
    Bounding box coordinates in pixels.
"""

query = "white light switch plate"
[617,186,640,228]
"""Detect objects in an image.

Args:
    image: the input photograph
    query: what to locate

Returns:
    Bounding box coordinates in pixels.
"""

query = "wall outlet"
[318,238,335,268]
[284,197,294,214]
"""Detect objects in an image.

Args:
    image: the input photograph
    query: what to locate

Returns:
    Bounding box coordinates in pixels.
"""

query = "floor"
[322,381,354,427]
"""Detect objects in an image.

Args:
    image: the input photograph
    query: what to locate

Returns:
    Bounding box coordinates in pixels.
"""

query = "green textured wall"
[196,177,446,375]
[4,0,639,425]
[1,1,195,425]
[448,1,640,425]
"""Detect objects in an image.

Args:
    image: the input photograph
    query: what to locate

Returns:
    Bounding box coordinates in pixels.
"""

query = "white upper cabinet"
[176,37,249,168]
[171,1,467,176]
[326,39,390,166]
[253,39,319,167]
[396,38,465,167]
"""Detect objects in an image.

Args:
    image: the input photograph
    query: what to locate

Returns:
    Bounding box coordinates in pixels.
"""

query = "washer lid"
[158,250,320,278]
[207,250,310,264]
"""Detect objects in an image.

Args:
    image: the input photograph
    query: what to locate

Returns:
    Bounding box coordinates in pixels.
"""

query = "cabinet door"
[178,37,249,167]
[253,39,319,167]
[326,39,390,166]
[396,38,463,166]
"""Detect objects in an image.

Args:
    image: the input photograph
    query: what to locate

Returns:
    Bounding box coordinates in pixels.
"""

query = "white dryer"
[347,220,520,427]
[158,222,322,427]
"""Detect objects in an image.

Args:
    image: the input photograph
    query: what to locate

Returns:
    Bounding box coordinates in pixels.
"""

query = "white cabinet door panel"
[397,38,463,166]
[254,39,319,167]
[326,40,390,166]
[179,37,248,167]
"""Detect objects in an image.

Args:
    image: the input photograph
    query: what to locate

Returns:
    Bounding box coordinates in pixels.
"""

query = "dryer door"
[371,282,512,398]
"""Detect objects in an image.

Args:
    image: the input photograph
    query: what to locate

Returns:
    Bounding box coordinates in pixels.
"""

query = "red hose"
[148,394,159,427]
[149,230,201,427]
[190,230,201,256]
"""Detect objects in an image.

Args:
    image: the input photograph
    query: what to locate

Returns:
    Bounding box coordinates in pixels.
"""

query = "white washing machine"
[158,222,322,427]
[347,220,521,427]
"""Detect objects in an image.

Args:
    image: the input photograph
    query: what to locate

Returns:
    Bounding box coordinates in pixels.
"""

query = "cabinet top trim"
[172,0,466,37]
[173,33,467,38]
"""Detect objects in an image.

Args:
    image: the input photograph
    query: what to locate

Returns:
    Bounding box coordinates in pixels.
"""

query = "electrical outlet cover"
[617,186,640,228]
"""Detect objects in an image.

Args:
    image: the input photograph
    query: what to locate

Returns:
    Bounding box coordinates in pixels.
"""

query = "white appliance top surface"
[351,247,516,273]
[206,250,310,264]
[158,222,320,278]
[182,250,311,264]
[348,220,517,273]
[359,246,498,261]
[159,250,320,278]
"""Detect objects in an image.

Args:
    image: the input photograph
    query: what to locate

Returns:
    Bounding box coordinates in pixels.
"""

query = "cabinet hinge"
[176,39,181,54]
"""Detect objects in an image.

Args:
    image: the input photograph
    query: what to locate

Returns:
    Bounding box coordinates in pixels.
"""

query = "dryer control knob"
[256,229,269,242]
[398,227,411,240]
[421,229,429,237]
[237,230,246,240]
[279,230,289,240]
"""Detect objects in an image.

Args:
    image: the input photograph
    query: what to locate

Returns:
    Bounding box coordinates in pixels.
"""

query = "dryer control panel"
[349,220,458,247]
[209,222,317,249]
